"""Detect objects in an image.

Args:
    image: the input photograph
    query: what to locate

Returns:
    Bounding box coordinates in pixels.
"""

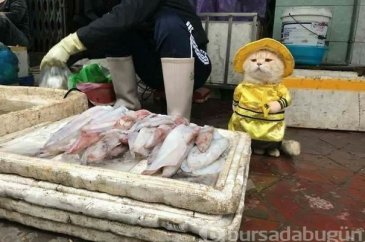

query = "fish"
[173,116,189,126]
[190,158,225,176]
[195,126,214,153]
[130,124,174,158]
[41,106,113,156]
[144,124,174,149]
[181,131,230,173]
[81,129,128,164]
[114,110,152,130]
[143,124,199,177]
[130,114,175,132]
[66,131,101,154]
[115,114,136,130]
[162,143,193,178]
[109,145,129,159]
[131,127,156,157]
[81,106,128,133]
[127,131,139,158]
[147,143,162,165]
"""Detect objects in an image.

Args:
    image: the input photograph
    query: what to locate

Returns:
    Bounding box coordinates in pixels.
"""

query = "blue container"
[19,75,35,86]
[0,44,19,85]
[286,45,327,66]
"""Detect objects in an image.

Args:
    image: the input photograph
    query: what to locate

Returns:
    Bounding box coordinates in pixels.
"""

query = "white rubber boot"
[107,56,141,110]
[161,58,194,120]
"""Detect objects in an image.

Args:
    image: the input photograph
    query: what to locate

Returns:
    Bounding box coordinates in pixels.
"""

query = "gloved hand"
[40,33,86,69]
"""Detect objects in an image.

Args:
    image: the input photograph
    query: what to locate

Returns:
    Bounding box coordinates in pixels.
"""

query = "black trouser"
[71,9,211,90]
[0,15,29,47]
[251,140,282,150]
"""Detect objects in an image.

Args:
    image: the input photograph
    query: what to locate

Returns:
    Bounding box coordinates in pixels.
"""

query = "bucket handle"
[64,88,82,99]
[289,13,326,40]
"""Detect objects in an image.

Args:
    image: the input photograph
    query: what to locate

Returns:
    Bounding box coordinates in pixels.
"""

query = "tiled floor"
[1,96,364,242]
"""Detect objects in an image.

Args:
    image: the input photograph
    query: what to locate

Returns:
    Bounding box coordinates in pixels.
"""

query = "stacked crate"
[0,86,251,242]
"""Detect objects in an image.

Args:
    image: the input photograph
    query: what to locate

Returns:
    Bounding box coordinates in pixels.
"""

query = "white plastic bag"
[40,66,71,89]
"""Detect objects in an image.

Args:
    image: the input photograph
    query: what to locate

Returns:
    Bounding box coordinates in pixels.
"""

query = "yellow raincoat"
[228,82,291,142]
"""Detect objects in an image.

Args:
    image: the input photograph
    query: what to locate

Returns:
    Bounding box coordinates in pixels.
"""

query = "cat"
[243,50,284,84]
[229,49,300,157]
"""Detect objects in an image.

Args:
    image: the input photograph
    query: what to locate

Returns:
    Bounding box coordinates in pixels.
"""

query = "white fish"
[114,109,152,130]
[195,125,214,153]
[173,116,189,126]
[131,127,156,157]
[41,106,113,155]
[162,143,193,177]
[147,143,162,165]
[66,131,101,154]
[143,124,199,177]
[128,124,171,158]
[127,131,139,158]
[108,145,128,159]
[81,129,128,164]
[181,131,229,173]
[82,106,128,133]
[144,124,174,149]
[130,114,175,132]
[190,158,225,176]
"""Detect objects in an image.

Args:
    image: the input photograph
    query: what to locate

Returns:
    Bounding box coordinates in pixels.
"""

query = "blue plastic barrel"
[286,45,328,66]
[281,7,332,66]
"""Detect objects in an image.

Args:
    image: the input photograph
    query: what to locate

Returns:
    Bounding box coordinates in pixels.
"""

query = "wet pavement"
[1,95,364,242]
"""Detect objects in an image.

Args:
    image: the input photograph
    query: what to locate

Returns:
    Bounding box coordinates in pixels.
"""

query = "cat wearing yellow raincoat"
[228,38,300,157]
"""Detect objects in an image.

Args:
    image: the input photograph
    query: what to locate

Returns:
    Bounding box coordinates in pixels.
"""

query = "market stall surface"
[1,96,364,242]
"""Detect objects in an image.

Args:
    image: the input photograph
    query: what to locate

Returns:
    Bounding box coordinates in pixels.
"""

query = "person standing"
[0,0,30,47]
[40,0,211,120]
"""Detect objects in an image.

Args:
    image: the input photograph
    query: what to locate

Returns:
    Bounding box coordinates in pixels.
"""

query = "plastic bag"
[0,42,19,85]
[40,66,71,89]
[68,63,112,89]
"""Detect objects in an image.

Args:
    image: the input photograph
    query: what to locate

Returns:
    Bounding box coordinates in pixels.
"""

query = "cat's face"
[242,50,285,84]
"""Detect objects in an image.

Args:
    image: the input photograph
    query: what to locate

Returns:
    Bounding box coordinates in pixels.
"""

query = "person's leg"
[124,10,213,92]
[0,15,29,47]
[151,9,212,119]
[103,34,143,110]
[121,31,164,90]
[154,10,211,89]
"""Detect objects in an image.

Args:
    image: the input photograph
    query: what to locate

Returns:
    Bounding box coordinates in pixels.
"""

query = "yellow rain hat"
[233,38,295,77]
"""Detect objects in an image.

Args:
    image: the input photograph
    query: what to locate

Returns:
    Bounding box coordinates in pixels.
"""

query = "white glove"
[40,33,86,69]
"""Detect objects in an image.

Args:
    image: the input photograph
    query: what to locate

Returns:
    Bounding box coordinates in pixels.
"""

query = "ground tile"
[263,180,302,221]
[249,173,280,193]
[319,131,360,149]
[240,217,282,232]
[327,149,365,172]
[347,172,365,202]
[243,194,282,222]
[292,178,339,197]
[266,156,297,176]
[249,155,274,175]
[293,154,353,185]
[291,211,343,231]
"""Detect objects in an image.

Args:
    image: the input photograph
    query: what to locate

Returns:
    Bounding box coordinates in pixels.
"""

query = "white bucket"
[281,7,332,47]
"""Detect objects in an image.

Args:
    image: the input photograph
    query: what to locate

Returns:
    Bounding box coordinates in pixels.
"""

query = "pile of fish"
[40,106,230,177]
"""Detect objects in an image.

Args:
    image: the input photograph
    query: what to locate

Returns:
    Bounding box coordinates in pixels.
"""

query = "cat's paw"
[253,149,265,155]
[268,101,282,113]
[268,148,280,157]
[281,140,301,156]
